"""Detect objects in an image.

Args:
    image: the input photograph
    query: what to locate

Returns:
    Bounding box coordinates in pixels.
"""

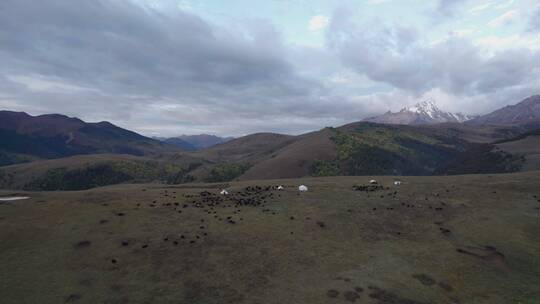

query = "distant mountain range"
[467,95,540,127]
[364,99,478,125]
[158,134,234,150]
[1,95,539,190]
[0,111,178,166]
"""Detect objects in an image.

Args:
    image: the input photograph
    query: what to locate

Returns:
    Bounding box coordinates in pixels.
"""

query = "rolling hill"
[1,121,535,190]
[494,129,540,172]
[190,122,527,182]
[2,95,540,190]
[0,132,300,190]
[156,134,234,150]
[160,137,197,151]
[175,134,234,149]
[0,153,206,191]
[191,132,298,163]
[0,111,179,166]
[238,128,337,180]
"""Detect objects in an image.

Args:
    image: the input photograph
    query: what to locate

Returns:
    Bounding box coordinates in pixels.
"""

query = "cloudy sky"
[1,0,539,136]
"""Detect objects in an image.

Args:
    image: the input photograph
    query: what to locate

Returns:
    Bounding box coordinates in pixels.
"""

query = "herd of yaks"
[219,179,402,195]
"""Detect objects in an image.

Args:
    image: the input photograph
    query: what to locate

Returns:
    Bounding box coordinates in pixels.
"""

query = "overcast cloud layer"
[1,0,539,136]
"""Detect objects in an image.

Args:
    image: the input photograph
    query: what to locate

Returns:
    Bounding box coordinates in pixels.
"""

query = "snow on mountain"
[364,99,476,125]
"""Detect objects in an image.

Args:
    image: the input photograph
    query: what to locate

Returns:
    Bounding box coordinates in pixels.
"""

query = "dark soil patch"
[344,290,361,302]
[327,289,339,298]
[65,294,82,302]
[183,280,245,304]
[438,281,454,292]
[73,240,91,249]
[456,246,508,270]
[412,273,436,286]
[368,286,431,304]
[353,184,384,192]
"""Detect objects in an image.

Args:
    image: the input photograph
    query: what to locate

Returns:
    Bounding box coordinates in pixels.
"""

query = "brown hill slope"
[191,132,297,163]
[495,129,540,171]
[239,128,337,180]
[422,123,524,143]
[236,122,539,180]
[236,122,475,180]
[176,134,234,149]
[3,114,538,190]
[184,132,298,182]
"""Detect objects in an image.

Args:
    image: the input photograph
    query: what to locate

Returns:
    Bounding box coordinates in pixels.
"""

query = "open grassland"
[1,172,540,303]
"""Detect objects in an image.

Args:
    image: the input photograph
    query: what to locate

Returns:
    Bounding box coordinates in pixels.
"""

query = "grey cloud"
[528,6,540,31]
[435,0,468,17]
[0,0,348,136]
[0,0,538,137]
[327,15,540,97]
[0,0,294,94]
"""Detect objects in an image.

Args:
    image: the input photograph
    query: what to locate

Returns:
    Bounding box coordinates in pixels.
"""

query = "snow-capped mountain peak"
[400,99,440,118]
[364,99,476,125]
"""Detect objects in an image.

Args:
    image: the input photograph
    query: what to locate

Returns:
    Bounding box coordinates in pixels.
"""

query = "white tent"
[393,180,402,186]
[220,189,229,195]
[369,179,378,184]
[298,185,308,192]
[277,185,284,190]
[0,196,30,201]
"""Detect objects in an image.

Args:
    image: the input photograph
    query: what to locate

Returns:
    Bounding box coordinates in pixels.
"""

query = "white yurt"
[220,189,229,195]
[369,179,378,184]
[393,180,402,186]
[277,185,284,190]
[298,185,308,192]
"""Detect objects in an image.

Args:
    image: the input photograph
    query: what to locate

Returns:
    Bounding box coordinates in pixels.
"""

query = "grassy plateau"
[1,171,540,303]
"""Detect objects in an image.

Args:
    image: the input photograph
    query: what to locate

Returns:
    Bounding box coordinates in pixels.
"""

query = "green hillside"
[0,154,203,191]
[321,123,467,176]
